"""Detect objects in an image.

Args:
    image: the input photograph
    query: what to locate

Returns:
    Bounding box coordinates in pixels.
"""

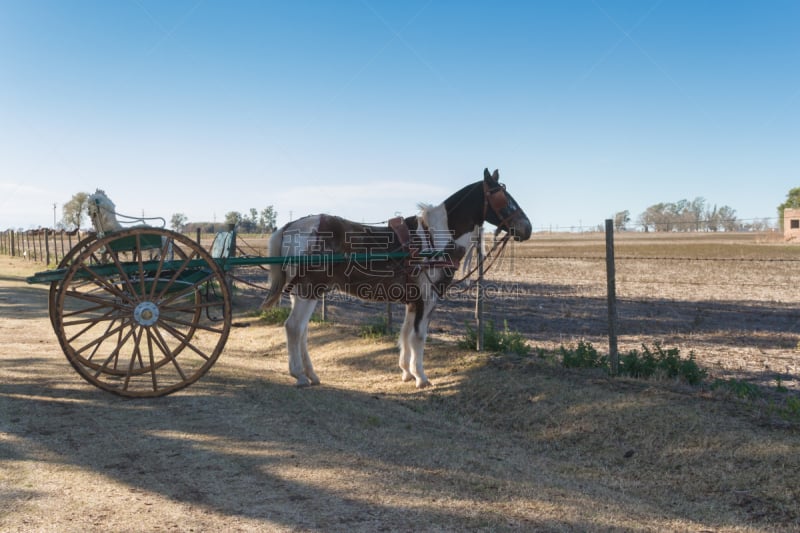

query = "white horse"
[86,189,124,236]
[85,189,170,261]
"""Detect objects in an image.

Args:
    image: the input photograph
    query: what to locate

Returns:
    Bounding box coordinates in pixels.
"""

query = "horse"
[86,189,124,236]
[262,168,532,388]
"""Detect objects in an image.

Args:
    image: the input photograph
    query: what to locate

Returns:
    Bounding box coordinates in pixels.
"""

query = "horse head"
[87,189,123,235]
[481,168,532,241]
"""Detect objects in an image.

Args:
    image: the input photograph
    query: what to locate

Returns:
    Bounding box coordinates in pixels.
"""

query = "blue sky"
[1,0,797,231]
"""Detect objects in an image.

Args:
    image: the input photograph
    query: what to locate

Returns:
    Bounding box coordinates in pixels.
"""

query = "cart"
[26,226,412,397]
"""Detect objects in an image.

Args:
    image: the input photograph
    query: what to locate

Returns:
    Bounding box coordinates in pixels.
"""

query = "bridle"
[482,180,524,236]
[451,182,523,284]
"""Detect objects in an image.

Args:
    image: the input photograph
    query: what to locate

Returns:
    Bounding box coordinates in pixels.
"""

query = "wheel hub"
[133,301,159,326]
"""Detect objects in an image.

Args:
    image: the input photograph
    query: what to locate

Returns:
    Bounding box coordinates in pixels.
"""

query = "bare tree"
[718,206,738,231]
[62,192,89,230]
[260,206,278,232]
[613,210,630,231]
[170,213,188,232]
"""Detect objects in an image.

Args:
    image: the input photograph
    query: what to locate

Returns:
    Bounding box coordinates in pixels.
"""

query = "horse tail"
[261,227,287,309]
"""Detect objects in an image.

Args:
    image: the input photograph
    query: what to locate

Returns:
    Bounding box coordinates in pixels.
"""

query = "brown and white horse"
[262,168,532,388]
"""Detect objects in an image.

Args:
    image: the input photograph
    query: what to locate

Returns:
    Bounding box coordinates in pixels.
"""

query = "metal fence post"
[226,223,236,302]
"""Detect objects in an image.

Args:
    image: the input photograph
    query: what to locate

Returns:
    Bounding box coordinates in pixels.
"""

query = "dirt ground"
[2,234,800,532]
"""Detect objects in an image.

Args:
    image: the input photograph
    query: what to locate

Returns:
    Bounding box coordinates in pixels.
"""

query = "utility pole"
[53,203,57,227]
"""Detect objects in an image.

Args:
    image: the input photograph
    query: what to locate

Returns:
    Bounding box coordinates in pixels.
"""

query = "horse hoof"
[401,370,414,382]
[294,377,316,388]
[416,379,432,389]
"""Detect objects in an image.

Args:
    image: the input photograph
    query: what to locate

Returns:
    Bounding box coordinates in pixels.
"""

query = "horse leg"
[298,307,320,385]
[285,295,320,387]
[398,305,414,382]
[406,299,437,389]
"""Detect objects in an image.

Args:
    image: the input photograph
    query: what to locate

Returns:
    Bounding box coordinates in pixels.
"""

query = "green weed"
[257,306,291,324]
[561,340,607,369]
[458,320,531,356]
[711,378,762,400]
[552,341,706,385]
[618,343,707,385]
[359,317,392,339]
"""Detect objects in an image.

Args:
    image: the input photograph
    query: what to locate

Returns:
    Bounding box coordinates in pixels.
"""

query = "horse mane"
[417,202,452,251]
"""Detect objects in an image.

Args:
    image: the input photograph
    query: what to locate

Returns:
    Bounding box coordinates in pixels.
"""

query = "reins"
[451,230,511,285]
[450,180,520,284]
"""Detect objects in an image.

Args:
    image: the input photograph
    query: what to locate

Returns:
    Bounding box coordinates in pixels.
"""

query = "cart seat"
[210,231,234,259]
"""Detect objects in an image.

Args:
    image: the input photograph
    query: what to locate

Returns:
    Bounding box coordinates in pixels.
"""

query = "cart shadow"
[0,285,49,319]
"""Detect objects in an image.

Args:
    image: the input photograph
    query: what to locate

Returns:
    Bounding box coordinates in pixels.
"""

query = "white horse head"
[87,189,123,235]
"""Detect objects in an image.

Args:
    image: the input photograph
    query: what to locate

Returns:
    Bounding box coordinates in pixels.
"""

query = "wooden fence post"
[605,219,619,375]
[44,229,51,265]
[59,231,65,263]
[475,228,485,351]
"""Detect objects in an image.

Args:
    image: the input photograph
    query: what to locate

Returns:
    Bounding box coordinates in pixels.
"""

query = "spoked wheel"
[49,233,103,329]
[52,228,232,397]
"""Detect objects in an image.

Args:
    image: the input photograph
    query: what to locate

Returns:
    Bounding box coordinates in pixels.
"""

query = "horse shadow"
[0,366,607,531]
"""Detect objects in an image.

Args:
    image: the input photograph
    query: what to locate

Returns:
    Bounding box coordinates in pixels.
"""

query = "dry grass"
[2,232,800,532]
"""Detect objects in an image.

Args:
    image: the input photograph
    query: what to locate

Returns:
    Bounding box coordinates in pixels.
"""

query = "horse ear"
[492,169,499,181]
[483,168,492,182]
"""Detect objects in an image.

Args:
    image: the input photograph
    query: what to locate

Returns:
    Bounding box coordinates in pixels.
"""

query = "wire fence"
[4,224,798,387]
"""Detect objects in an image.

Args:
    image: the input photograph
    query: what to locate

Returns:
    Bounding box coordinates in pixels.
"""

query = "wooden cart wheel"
[49,233,103,329]
[53,228,231,397]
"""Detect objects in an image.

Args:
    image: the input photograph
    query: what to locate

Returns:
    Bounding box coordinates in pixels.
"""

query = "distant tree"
[706,205,720,232]
[62,192,89,230]
[613,210,630,231]
[717,206,738,232]
[687,197,706,231]
[750,218,774,232]
[260,206,277,233]
[639,198,737,232]
[170,213,188,232]
[224,211,242,228]
[777,187,800,229]
[638,203,672,232]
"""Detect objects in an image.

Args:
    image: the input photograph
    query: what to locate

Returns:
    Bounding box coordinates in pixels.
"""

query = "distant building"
[785,208,800,241]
